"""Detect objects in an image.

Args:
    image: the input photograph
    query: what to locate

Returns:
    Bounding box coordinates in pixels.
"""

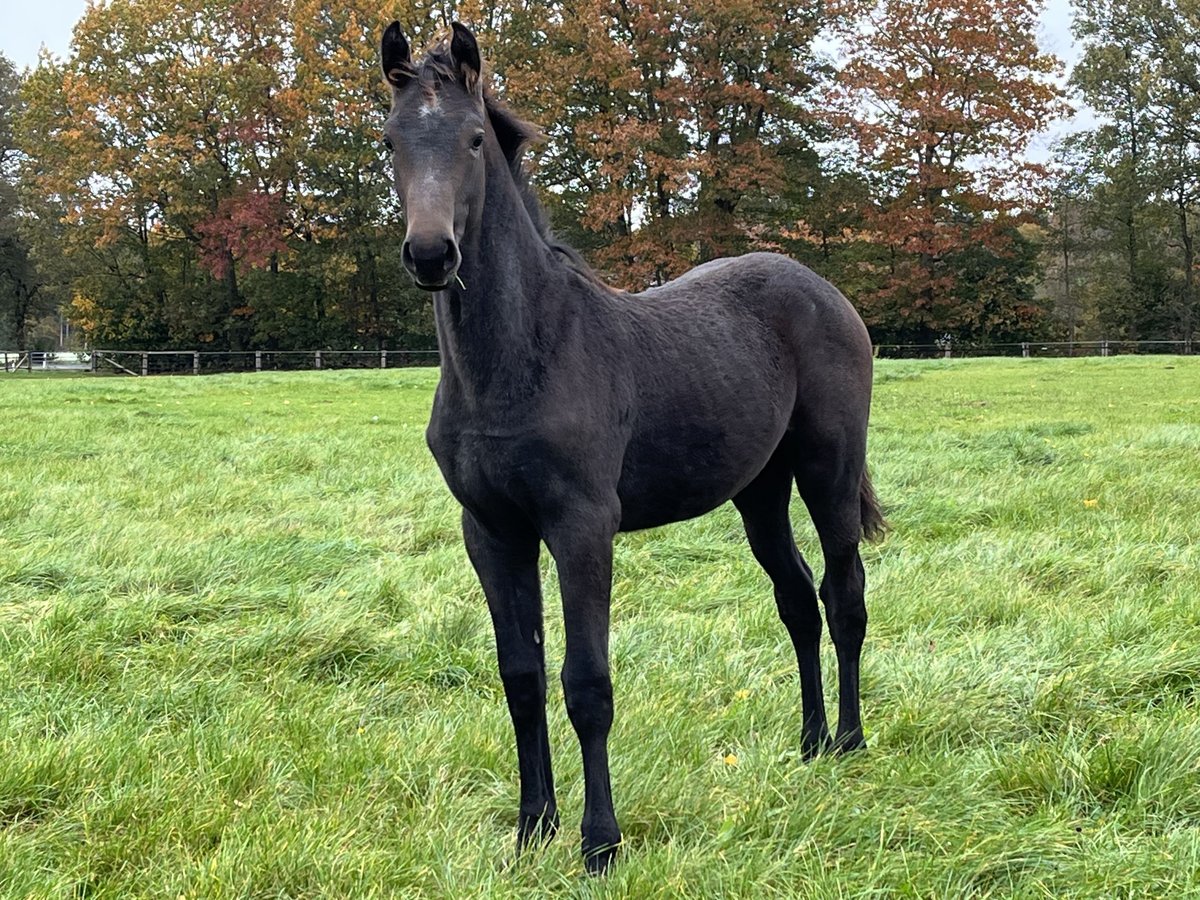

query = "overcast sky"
[2,0,1088,158]
[2,0,1083,70]
[2,0,89,70]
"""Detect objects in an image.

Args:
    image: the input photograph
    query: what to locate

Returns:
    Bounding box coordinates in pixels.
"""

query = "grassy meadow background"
[1,357,1199,897]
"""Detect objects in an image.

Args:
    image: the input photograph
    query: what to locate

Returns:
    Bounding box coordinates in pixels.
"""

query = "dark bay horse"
[380,22,884,873]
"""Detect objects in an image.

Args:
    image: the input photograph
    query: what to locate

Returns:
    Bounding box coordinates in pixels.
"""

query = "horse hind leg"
[733,450,832,759]
[793,438,871,754]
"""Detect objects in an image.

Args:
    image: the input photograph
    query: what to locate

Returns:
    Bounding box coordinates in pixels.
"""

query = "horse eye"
[382,136,394,152]
[471,133,484,151]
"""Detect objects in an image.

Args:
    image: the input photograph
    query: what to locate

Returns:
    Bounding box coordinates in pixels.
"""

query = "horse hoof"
[801,730,833,761]
[582,837,621,875]
[517,808,560,853]
[834,732,867,755]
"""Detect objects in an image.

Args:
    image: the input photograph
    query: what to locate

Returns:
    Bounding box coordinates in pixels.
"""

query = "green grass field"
[2,357,1199,898]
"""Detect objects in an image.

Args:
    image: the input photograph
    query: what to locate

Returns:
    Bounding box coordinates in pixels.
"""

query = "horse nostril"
[403,235,459,286]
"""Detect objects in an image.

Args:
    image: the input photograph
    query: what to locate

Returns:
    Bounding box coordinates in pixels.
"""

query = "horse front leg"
[462,511,559,854]
[544,507,622,874]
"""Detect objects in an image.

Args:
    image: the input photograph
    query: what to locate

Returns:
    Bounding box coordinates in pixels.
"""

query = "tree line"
[0,0,1195,352]
[1046,0,1199,344]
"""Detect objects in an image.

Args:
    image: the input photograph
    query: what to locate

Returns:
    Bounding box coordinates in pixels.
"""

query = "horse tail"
[859,467,887,542]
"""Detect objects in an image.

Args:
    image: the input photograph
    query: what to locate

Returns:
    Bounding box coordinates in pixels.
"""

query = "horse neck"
[432,149,563,400]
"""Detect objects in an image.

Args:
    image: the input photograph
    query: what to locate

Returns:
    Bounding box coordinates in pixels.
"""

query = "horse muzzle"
[402,234,461,291]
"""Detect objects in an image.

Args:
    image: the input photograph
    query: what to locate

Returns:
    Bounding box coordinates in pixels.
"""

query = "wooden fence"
[89,349,440,376]
[4,340,1196,376]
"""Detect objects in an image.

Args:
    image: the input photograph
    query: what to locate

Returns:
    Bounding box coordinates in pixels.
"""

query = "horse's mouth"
[414,278,450,292]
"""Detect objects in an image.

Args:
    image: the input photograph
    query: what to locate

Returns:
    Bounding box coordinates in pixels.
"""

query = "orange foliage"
[831,0,1067,330]
[493,0,824,288]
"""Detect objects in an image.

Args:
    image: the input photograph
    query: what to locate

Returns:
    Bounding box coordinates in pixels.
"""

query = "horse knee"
[819,552,867,645]
[561,669,613,737]
[821,587,866,644]
[820,546,864,593]
[775,589,822,641]
[831,604,867,640]
[500,668,546,727]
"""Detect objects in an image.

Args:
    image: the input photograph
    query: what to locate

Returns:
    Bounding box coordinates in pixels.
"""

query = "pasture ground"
[1,357,1199,898]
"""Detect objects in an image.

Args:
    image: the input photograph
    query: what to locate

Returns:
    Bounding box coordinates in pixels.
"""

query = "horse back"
[609,253,871,530]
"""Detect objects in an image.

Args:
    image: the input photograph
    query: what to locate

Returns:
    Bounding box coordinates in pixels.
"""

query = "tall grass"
[1,357,1198,897]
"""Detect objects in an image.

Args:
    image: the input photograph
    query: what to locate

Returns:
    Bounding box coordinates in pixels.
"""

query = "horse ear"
[381,21,412,89]
[450,22,482,92]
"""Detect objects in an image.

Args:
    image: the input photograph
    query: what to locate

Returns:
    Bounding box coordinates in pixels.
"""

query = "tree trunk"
[225,250,243,351]
[367,250,382,351]
[919,142,943,327]
[1180,193,1196,344]
[1062,201,1075,343]
[12,286,29,349]
[1124,84,1140,339]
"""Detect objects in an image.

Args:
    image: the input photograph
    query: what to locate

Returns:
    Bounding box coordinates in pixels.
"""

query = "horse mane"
[413,41,618,293]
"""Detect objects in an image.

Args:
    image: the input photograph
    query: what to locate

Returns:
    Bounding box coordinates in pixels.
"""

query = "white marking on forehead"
[418,95,441,118]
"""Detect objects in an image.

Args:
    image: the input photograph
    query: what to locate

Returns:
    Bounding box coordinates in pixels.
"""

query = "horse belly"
[616,414,784,531]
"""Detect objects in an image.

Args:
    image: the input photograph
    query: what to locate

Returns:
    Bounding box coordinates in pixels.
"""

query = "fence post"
[27,351,33,373]
[141,352,149,376]
[314,350,322,370]
[90,351,98,373]
[255,350,262,373]
[1101,340,1110,358]
[943,347,951,359]
[381,349,387,369]
[1022,342,1029,358]
[192,351,199,376]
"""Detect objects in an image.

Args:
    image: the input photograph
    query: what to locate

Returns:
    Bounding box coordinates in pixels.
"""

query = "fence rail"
[4,340,1196,376]
[873,339,1194,359]
[2,350,92,373]
[88,349,440,376]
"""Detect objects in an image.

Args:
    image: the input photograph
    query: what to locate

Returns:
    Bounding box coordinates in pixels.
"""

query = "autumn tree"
[486,0,827,289]
[832,0,1065,342]
[285,0,439,350]
[18,0,437,351]
[1071,0,1199,342]
[19,0,290,348]
[12,0,1079,349]
[0,53,60,350]
[0,53,29,347]
[1041,141,1098,343]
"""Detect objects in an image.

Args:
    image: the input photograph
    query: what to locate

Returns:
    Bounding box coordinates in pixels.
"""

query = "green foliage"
[8,1,1200,349]
[489,0,828,288]
[15,0,433,352]
[829,0,1065,343]
[0,52,53,349]
[1,358,1199,894]
[945,223,1055,343]
[1061,0,1200,342]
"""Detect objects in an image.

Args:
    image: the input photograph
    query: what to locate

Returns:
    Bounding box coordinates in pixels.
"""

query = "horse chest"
[426,409,581,518]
